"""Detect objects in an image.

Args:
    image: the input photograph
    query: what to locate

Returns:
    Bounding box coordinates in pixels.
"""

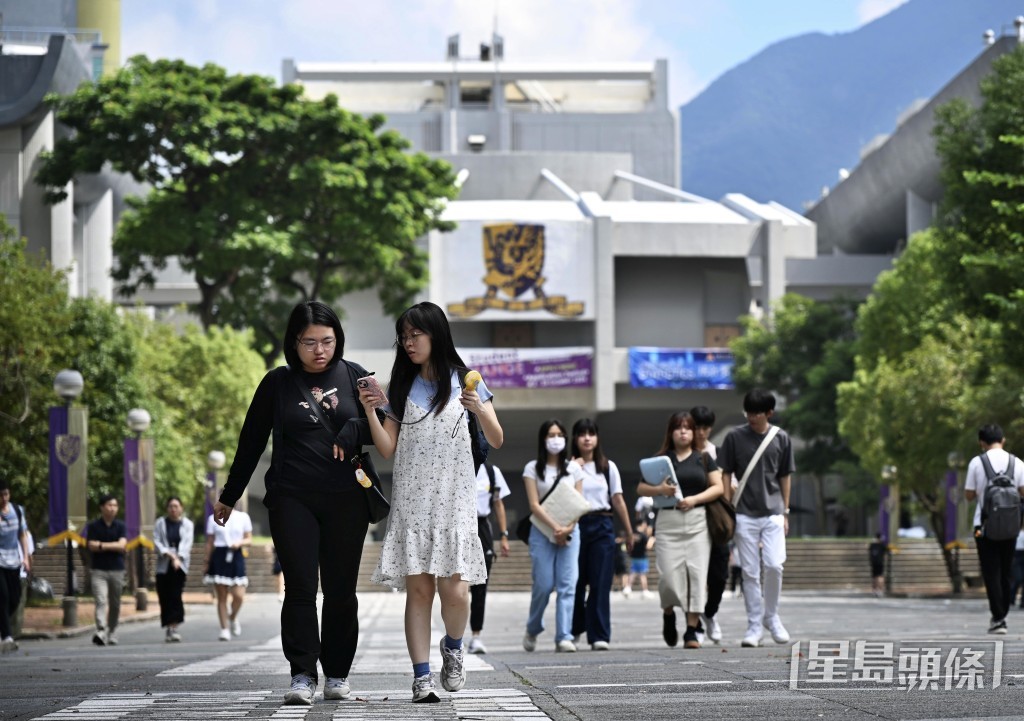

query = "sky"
[122,0,910,106]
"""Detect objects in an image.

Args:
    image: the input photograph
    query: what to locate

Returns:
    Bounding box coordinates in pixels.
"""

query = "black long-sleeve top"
[220,362,372,506]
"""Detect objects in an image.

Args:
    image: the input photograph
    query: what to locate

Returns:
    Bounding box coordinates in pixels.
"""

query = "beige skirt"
[654,507,712,613]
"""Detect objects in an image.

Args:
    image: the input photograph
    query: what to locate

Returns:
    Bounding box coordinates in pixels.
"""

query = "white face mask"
[546,436,566,455]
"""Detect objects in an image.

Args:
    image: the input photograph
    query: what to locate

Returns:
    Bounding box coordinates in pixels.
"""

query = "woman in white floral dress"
[361,302,503,703]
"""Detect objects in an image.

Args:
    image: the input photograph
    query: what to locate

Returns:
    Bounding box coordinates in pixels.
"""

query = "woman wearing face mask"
[521,419,586,653]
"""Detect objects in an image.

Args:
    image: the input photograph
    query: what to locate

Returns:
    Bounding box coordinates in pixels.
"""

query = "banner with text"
[628,347,734,390]
[462,347,593,389]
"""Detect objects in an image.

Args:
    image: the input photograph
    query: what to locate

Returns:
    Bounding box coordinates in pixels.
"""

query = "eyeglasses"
[298,337,336,351]
[397,330,426,346]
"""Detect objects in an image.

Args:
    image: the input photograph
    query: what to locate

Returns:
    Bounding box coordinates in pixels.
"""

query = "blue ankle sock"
[444,634,463,650]
[413,661,430,678]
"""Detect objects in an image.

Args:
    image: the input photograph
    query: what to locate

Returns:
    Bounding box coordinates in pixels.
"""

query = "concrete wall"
[0,0,77,28]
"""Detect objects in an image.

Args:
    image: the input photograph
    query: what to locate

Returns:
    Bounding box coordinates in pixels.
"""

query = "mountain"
[679,0,1024,211]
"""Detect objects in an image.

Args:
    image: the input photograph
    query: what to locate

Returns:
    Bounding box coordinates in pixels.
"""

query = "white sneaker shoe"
[765,617,790,644]
[622,586,632,597]
[741,626,762,647]
[555,639,577,652]
[231,619,241,636]
[641,590,653,600]
[412,674,440,703]
[283,673,315,705]
[218,628,231,641]
[439,638,466,692]
[591,640,610,651]
[702,614,722,644]
[467,637,487,654]
[324,677,350,700]
[522,631,537,652]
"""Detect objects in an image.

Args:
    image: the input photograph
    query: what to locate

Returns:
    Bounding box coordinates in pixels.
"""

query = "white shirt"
[523,459,585,499]
[475,465,511,517]
[578,460,623,511]
[1016,530,1024,552]
[964,448,1024,527]
[205,511,253,548]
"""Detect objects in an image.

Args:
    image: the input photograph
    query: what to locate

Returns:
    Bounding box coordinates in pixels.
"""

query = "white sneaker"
[439,639,466,692]
[412,674,440,703]
[702,614,722,644]
[622,586,632,597]
[765,617,790,644]
[283,673,315,705]
[467,637,487,654]
[324,677,350,700]
[218,628,231,641]
[741,626,762,647]
[591,640,610,651]
[641,590,653,600]
[106,633,118,646]
[1,636,18,653]
[231,619,241,636]
[522,631,537,652]
[556,639,577,653]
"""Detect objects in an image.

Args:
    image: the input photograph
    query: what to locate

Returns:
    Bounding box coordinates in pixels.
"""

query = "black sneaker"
[683,626,701,649]
[92,631,106,646]
[988,619,1008,635]
[662,611,678,647]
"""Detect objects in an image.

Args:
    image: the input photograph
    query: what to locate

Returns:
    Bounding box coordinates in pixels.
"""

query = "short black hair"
[743,388,776,414]
[690,405,716,428]
[0,477,9,492]
[282,301,345,371]
[98,493,118,506]
[978,424,1005,445]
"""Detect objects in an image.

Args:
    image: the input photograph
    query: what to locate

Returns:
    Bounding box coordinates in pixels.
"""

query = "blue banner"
[628,347,734,389]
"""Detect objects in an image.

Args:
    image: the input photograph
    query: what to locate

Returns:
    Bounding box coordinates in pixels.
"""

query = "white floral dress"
[372,379,486,590]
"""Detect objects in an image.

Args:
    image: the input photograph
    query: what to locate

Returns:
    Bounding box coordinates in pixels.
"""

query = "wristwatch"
[500,530,509,538]
[783,508,791,515]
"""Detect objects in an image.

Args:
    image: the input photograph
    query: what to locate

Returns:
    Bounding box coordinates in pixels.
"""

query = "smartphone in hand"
[356,375,388,409]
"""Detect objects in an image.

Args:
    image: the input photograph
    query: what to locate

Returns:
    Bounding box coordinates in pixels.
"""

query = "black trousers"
[0,567,20,639]
[269,488,369,680]
[571,514,616,643]
[469,516,495,633]
[155,568,186,627]
[704,542,730,619]
[975,535,1016,622]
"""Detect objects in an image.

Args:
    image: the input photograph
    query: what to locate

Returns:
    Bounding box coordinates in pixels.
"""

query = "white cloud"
[856,0,910,25]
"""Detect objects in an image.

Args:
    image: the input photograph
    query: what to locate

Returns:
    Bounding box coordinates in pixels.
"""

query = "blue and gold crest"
[449,223,584,317]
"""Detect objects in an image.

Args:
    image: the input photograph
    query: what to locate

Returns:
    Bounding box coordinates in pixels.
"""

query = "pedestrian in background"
[624,520,654,598]
[691,405,727,645]
[0,478,30,653]
[868,532,886,597]
[84,494,127,646]
[570,418,633,650]
[521,419,585,653]
[153,496,193,642]
[204,506,252,641]
[363,301,502,702]
[467,459,511,655]
[1011,530,1024,610]
[216,300,376,705]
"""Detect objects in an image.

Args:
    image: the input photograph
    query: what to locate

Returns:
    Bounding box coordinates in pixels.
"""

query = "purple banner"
[48,406,68,538]
[879,485,890,545]
[944,470,958,544]
[463,348,593,389]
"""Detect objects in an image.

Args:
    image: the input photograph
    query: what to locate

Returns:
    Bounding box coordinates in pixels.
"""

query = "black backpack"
[980,454,1022,541]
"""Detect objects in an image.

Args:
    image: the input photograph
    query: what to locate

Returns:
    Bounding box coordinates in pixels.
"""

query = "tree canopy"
[37,56,458,364]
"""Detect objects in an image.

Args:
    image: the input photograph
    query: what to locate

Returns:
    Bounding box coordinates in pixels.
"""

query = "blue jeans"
[571,514,616,644]
[526,523,581,642]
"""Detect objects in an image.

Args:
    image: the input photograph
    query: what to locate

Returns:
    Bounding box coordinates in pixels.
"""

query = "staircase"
[29,537,979,597]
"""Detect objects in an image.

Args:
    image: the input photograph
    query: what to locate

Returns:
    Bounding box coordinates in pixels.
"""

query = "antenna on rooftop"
[492,0,504,60]
[447,34,460,60]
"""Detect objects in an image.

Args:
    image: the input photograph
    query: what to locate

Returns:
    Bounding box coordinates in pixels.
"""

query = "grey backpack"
[980,454,1021,540]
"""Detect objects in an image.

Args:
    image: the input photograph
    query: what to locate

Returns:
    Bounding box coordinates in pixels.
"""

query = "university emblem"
[448,223,584,317]
[55,434,81,467]
[128,460,150,487]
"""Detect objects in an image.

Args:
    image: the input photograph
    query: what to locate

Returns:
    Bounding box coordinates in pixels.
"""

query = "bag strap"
[288,367,339,438]
[731,425,780,509]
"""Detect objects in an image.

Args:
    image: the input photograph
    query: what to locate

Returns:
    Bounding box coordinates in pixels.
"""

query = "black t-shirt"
[630,532,649,560]
[670,451,719,497]
[85,518,127,571]
[221,363,370,505]
[165,519,181,551]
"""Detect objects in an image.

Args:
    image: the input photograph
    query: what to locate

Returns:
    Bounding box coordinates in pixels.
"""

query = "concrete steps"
[30,537,980,597]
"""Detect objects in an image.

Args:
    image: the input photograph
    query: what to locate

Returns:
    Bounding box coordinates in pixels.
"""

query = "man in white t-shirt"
[964,423,1024,635]
[467,462,511,654]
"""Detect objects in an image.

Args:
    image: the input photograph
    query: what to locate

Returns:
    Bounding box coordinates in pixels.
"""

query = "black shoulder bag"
[288,365,390,524]
[515,479,561,544]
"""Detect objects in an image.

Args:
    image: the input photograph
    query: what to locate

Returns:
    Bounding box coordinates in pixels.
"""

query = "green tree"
[0,218,72,528]
[37,56,459,364]
[730,293,859,532]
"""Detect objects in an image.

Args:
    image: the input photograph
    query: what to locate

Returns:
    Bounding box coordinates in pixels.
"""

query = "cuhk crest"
[56,434,81,467]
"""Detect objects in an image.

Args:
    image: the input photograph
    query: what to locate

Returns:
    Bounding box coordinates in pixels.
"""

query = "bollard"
[62,595,78,627]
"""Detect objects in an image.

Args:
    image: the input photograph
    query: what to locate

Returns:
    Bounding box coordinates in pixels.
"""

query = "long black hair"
[282,301,345,370]
[387,301,467,421]
[656,411,693,456]
[572,417,609,476]
[535,418,570,481]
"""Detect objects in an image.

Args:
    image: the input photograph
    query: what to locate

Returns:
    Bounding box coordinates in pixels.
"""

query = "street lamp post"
[945,451,966,594]
[49,369,87,628]
[124,409,155,611]
[880,465,899,595]
[206,451,226,521]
